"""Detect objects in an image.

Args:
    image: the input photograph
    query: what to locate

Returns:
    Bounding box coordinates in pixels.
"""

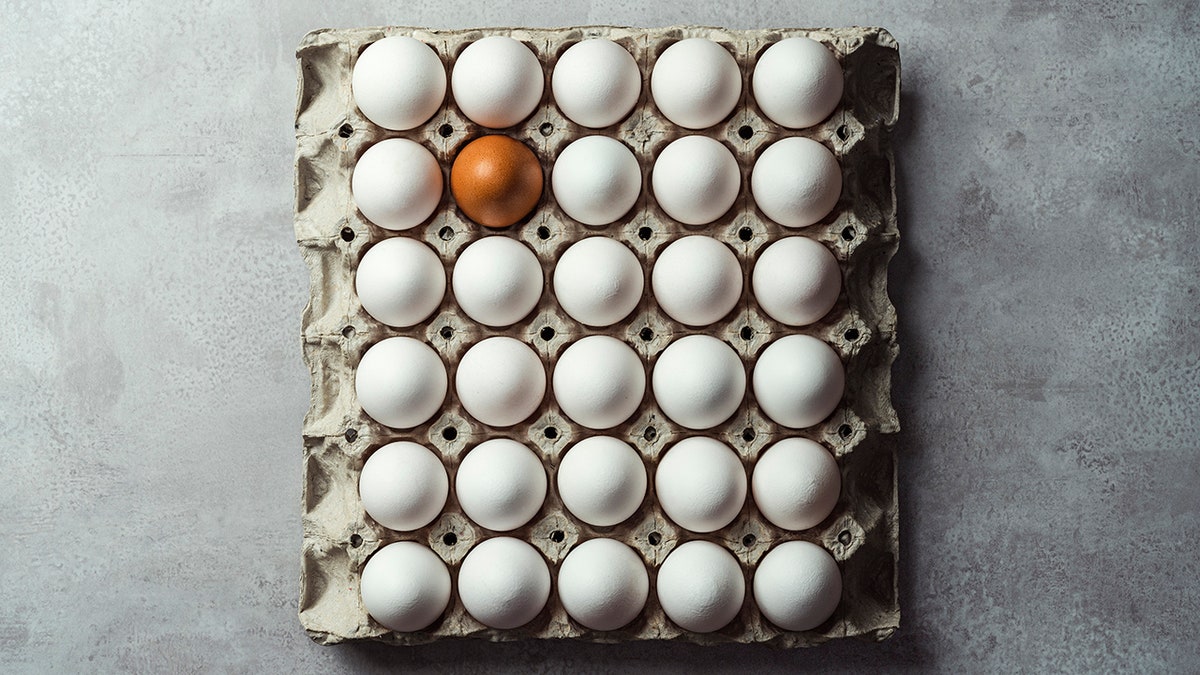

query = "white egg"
[360,542,451,632]
[656,540,745,633]
[455,337,546,427]
[557,538,649,631]
[552,39,641,128]
[752,37,843,129]
[355,237,446,328]
[556,436,646,527]
[455,438,547,531]
[452,237,543,327]
[751,137,842,228]
[552,336,645,429]
[451,36,544,128]
[751,237,841,326]
[359,442,448,531]
[650,38,741,129]
[655,437,747,533]
[351,139,443,230]
[751,438,840,531]
[652,335,745,430]
[651,136,740,225]
[552,237,643,327]
[551,136,641,226]
[753,541,842,631]
[352,36,446,131]
[458,537,551,629]
[651,235,743,326]
[753,335,845,428]
[355,337,447,429]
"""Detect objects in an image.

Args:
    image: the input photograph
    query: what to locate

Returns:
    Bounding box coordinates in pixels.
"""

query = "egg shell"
[557,538,649,631]
[552,237,643,327]
[556,436,647,527]
[455,337,546,427]
[458,537,551,629]
[351,138,443,231]
[651,136,740,225]
[651,235,743,326]
[451,36,544,128]
[656,540,745,633]
[455,438,547,531]
[552,336,645,429]
[753,335,845,428]
[751,137,842,228]
[751,236,841,326]
[355,237,446,328]
[552,39,641,128]
[753,541,842,631]
[551,136,641,226]
[359,441,449,531]
[655,437,747,533]
[354,337,447,429]
[352,36,446,131]
[650,38,741,129]
[450,135,544,229]
[752,37,844,129]
[651,335,746,430]
[451,236,542,327]
[751,438,841,531]
[359,542,451,632]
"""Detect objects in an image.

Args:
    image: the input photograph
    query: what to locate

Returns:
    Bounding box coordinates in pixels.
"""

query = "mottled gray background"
[2,0,1197,672]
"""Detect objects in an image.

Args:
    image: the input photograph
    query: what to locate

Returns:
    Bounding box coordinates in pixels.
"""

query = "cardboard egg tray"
[294,25,900,647]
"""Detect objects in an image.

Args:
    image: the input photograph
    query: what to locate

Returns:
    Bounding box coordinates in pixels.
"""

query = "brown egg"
[450,135,544,229]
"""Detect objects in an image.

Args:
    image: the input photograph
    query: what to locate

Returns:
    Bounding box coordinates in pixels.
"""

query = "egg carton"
[294,25,900,647]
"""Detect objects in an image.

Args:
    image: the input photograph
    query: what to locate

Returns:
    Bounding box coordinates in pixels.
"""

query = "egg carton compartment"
[295,25,899,647]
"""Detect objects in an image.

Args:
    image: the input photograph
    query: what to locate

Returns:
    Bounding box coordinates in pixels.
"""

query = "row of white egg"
[361,435,838,534]
[353,134,841,231]
[353,35,843,132]
[362,537,840,635]
[356,332,843,432]
[358,235,841,330]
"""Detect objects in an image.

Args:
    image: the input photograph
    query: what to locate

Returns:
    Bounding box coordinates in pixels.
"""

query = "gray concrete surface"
[1,0,1197,672]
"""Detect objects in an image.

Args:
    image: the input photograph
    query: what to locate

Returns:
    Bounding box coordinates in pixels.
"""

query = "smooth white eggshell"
[458,537,551,629]
[552,237,643,327]
[551,136,641,226]
[751,438,840,531]
[751,137,842,228]
[552,336,645,429]
[753,335,845,428]
[753,541,842,631]
[552,39,641,128]
[752,37,844,129]
[355,337,447,429]
[360,542,451,632]
[751,236,841,326]
[650,38,741,129]
[556,436,647,527]
[355,237,446,327]
[557,538,649,631]
[452,237,543,327]
[656,540,745,633]
[455,337,546,427]
[455,438,547,531]
[359,441,449,531]
[655,437,747,533]
[651,235,743,326]
[651,136,740,225]
[352,36,446,131]
[652,335,745,430]
[451,36,544,128]
[351,138,443,230]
